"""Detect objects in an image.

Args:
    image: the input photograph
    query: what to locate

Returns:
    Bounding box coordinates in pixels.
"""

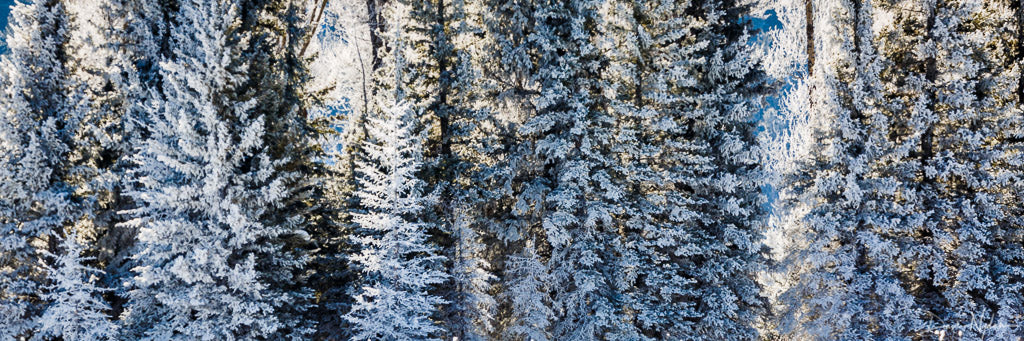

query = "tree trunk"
[1015,0,1024,102]
[805,0,815,75]
[366,0,388,74]
[850,0,864,122]
[921,3,937,173]
[437,0,452,161]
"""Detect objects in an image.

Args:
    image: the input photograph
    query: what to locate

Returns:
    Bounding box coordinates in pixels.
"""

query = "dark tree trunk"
[921,3,938,173]
[1015,0,1024,102]
[366,0,388,73]
[437,0,452,161]
[805,0,815,75]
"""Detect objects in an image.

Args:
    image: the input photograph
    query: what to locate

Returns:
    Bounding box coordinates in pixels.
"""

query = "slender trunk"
[366,0,388,74]
[921,3,937,173]
[437,0,451,161]
[805,0,815,75]
[1015,1,1024,102]
[850,0,864,122]
[805,0,816,111]
[356,41,370,114]
[299,0,329,57]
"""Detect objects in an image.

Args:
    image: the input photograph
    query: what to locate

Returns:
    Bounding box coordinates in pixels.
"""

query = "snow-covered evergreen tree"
[500,243,555,341]
[302,1,381,337]
[602,0,768,339]
[307,2,412,337]
[986,0,1024,338]
[343,102,448,340]
[769,0,931,338]
[35,230,116,341]
[238,0,322,337]
[515,0,625,339]
[120,0,312,339]
[0,0,88,338]
[388,0,501,338]
[474,0,539,243]
[769,0,1024,338]
[63,1,173,318]
[467,2,554,337]
[445,204,497,341]
[874,0,1024,337]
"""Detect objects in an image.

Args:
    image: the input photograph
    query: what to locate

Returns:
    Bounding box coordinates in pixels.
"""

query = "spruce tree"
[64,1,173,318]
[0,0,88,338]
[343,102,448,340]
[469,1,554,337]
[875,0,1024,337]
[36,230,117,341]
[990,0,1024,337]
[389,0,500,338]
[771,0,930,338]
[120,0,312,339]
[303,2,384,336]
[603,0,769,339]
[238,0,322,337]
[516,0,624,339]
[310,1,405,337]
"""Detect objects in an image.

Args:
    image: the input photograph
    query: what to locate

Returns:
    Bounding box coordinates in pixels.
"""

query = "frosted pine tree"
[310,2,408,337]
[680,3,769,336]
[875,0,1024,337]
[35,230,116,341]
[445,204,497,341]
[500,243,555,341]
[987,0,1024,337]
[62,1,173,314]
[343,102,448,340]
[448,1,551,338]
[387,0,501,338]
[303,1,381,337]
[773,0,927,338]
[475,0,539,243]
[601,1,700,338]
[121,0,311,339]
[602,0,768,339]
[467,2,556,337]
[0,0,87,338]
[516,0,625,339]
[237,1,322,336]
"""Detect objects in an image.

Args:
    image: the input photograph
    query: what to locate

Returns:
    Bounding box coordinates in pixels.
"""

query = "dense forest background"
[1,0,1023,340]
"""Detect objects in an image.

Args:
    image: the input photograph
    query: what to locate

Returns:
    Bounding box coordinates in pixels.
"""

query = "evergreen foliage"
[604,0,768,338]
[36,230,117,341]
[343,102,448,340]
[0,1,87,338]
[2,0,1018,339]
[120,0,312,339]
[766,0,1024,338]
